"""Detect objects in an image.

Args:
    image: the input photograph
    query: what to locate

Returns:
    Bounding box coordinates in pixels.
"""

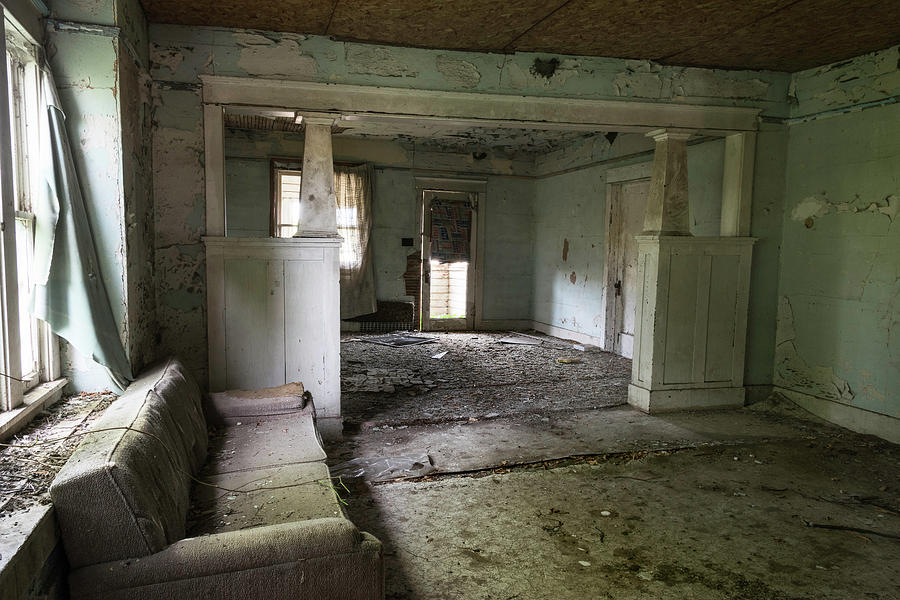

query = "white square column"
[628,129,756,412]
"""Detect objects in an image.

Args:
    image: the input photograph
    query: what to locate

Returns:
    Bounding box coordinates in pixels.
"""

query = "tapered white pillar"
[296,115,338,237]
[643,129,693,236]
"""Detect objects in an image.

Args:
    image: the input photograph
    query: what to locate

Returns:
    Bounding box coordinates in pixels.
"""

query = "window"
[1,19,59,413]
[270,161,366,271]
[272,168,301,238]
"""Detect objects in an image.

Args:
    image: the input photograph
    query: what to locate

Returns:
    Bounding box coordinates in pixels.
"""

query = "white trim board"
[200,76,761,135]
[774,386,900,445]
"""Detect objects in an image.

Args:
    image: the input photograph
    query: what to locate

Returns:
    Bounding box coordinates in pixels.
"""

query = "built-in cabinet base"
[628,384,745,413]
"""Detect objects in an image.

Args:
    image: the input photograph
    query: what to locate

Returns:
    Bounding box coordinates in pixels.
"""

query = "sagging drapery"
[334,163,376,319]
[31,68,133,390]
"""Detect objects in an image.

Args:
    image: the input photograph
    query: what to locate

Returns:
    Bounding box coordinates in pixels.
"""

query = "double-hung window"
[0,17,59,415]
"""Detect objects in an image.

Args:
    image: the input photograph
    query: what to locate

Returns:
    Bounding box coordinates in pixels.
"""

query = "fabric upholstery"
[68,520,383,600]
[52,359,383,599]
[188,462,345,535]
[204,409,326,475]
[49,358,208,568]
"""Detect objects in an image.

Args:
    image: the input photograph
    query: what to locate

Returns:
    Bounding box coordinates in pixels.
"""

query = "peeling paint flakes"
[791,196,832,221]
[150,44,185,74]
[235,33,316,79]
[436,55,480,88]
[346,45,417,78]
[791,193,899,223]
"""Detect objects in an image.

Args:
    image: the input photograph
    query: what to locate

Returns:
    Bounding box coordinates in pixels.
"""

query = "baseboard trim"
[774,386,900,444]
[628,384,745,413]
[531,321,605,348]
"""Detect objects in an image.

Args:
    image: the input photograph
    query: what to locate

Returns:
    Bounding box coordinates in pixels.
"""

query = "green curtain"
[31,68,132,390]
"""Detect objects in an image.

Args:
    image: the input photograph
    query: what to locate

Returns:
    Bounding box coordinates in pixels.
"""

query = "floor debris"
[363,333,436,347]
[340,332,630,425]
[499,335,542,345]
[557,357,582,364]
[431,351,448,359]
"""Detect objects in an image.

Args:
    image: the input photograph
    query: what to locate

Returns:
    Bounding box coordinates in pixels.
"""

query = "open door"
[421,189,477,331]
[606,179,650,358]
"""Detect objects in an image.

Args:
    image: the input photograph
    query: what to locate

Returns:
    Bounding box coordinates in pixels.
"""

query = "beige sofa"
[49,358,383,599]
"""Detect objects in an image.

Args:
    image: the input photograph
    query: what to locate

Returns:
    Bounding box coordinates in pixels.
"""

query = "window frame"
[0,15,60,413]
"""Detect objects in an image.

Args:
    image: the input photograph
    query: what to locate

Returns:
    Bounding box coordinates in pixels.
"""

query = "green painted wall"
[774,45,900,437]
[222,128,534,320]
[149,23,793,382]
[530,134,726,341]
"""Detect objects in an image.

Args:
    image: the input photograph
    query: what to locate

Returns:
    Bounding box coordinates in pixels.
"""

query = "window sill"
[0,378,67,442]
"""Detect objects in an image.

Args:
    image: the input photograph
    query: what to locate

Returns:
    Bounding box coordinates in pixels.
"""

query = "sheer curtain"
[334,163,376,319]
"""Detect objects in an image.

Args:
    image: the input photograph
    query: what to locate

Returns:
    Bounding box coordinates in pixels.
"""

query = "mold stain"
[562,238,569,261]
[570,271,577,284]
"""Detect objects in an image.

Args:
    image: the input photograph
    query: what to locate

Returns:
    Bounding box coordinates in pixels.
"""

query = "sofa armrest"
[69,518,383,600]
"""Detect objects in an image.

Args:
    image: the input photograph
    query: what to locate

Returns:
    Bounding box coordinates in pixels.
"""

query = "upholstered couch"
[49,358,383,599]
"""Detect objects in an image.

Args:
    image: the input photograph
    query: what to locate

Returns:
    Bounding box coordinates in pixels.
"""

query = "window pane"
[276,171,301,238]
[15,217,37,379]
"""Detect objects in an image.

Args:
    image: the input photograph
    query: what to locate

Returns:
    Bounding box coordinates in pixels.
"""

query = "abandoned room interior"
[0,0,898,598]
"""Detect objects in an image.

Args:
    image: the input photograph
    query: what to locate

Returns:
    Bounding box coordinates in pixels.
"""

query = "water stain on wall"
[562,238,569,261]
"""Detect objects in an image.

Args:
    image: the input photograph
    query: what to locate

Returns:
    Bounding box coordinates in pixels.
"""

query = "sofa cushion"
[50,358,207,568]
[188,462,345,536]
[205,382,308,425]
[205,409,326,475]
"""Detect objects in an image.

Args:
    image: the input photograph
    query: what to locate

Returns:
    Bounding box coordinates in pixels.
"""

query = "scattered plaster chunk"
[436,55,481,88]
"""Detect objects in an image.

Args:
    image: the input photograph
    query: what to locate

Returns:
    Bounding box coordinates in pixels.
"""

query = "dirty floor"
[340,331,631,426]
[331,333,900,599]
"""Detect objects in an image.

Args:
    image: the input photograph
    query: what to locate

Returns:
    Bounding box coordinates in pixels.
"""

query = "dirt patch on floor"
[0,392,116,517]
[340,331,631,426]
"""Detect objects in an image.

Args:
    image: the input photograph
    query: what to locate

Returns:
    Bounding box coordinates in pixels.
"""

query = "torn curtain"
[430,193,474,264]
[31,68,133,390]
[335,163,376,319]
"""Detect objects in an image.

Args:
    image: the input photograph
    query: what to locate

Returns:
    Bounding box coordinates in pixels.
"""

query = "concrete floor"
[331,334,900,599]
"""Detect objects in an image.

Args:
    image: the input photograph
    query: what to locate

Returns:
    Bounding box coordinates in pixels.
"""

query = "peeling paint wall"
[530,133,726,341]
[775,46,900,435]
[148,25,790,114]
[46,0,156,391]
[117,0,157,376]
[222,127,533,320]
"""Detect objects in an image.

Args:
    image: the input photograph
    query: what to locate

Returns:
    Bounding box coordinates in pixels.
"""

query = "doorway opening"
[420,189,477,331]
[605,178,650,359]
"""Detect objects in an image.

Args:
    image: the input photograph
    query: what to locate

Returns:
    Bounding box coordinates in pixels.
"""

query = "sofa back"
[49,358,208,568]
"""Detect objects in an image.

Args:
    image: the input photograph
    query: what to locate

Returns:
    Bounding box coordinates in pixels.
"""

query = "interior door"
[421,190,476,331]
[612,179,650,358]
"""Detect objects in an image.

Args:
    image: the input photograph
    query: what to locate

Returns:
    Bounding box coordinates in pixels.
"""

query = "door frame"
[602,162,652,353]
[415,176,486,331]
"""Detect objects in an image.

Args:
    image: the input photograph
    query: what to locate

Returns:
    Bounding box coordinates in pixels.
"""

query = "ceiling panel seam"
[324,0,341,35]
[656,0,808,64]
[501,0,576,52]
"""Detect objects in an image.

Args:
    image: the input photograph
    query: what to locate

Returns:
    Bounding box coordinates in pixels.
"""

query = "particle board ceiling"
[140,0,900,72]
